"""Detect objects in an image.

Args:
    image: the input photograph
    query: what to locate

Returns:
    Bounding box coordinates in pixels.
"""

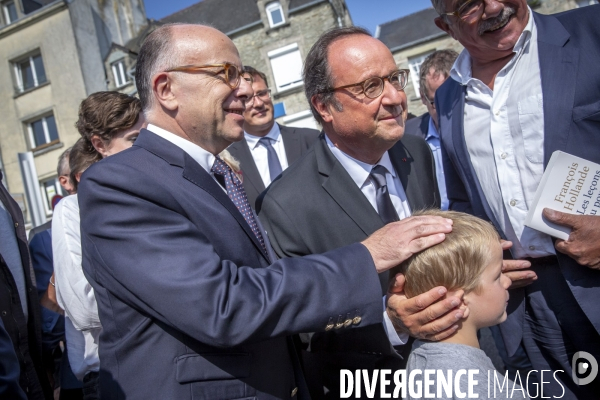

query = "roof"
[160,0,261,35]
[124,19,164,54]
[376,8,447,52]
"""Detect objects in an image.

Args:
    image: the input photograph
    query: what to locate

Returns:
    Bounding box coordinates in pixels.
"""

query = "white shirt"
[325,134,410,346]
[53,194,100,380]
[450,8,554,259]
[244,123,289,187]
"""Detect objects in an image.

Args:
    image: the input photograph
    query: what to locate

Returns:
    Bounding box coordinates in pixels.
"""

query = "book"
[525,151,600,240]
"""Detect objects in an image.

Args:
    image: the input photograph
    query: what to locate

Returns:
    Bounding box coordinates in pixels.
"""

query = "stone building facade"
[0,0,146,225]
[377,0,597,117]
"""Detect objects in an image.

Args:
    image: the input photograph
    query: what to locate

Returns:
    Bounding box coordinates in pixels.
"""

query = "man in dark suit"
[257,27,467,399]
[0,170,52,399]
[405,49,458,211]
[228,66,319,207]
[77,23,453,399]
[433,0,600,397]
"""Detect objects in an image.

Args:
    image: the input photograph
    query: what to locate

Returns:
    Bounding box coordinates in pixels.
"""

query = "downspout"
[328,0,343,27]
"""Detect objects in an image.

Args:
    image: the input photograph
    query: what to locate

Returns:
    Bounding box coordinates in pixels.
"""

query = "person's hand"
[500,240,537,289]
[386,274,467,341]
[543,209,600,269]
[40,274,64,315]
[362,215,453,273]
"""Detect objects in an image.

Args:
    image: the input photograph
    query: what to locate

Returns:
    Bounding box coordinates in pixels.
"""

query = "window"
[2,0,18,24]
[266,1,285,28]
[27,114,59,150]
[576,0,598,6]
[111,59,130,88]
[40,177,63,214]
[14,53,47,92]
[268,43,303,93]
[408,52,433,98]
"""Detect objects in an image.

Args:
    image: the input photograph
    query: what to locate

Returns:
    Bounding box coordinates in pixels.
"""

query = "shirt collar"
[244,123,281,150]
[147,124,215,173]
[425,116,439,141]
[325,134,396,189]
[450,7,535,86]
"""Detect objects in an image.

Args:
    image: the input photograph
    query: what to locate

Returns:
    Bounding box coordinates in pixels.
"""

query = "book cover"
[525,151,600,240]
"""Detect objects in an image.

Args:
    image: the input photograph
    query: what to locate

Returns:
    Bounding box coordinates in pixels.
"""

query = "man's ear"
[434,17,456,40]
[153,72,178,111]
[311,94,334,123]
[90,135,109,158]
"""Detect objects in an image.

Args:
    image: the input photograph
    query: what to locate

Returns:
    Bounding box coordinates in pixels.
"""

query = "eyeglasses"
[321,69,409,99]
[251,89,271,101]
[165,63,252,89]
[441,0,484,21]
[422,91,435,108]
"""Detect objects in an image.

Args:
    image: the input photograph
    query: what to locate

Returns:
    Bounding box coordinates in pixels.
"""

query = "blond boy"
[395,210,528,399]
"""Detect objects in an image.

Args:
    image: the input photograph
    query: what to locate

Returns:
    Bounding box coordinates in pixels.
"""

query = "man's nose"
[481,0,504,19]
[237,76,253,100]
[381,79,403,107]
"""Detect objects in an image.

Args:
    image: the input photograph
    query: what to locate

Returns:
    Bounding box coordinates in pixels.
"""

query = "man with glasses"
[405,49,458,211]
[257,27,465,398]
[432,0,600,397]
[77,23,454,399]
[228,66,319,207]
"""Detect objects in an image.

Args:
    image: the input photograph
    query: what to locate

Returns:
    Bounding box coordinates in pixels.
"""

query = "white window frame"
[40,177,62,215]
[407,52,434,99]
[268,43,304,93]
[282,110,319,130]
[27,114,58,150]
[2,0,17,24]
[576,0,598,6]
[14,53,45,93]
[111,59,129,88]
[265,1,285,28]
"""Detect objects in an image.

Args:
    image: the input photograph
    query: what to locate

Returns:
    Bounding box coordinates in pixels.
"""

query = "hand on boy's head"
[500,240,538,288]
[386,273,468,341]
[543,209,600,270]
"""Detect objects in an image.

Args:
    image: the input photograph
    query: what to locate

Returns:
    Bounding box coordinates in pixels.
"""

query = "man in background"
[404,49,458,210]
[228,66,319,206]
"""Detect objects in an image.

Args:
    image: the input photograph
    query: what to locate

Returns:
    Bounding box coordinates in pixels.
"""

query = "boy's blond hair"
[391,210,501,298]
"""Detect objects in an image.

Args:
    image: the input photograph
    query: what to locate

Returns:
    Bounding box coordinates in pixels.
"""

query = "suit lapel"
[534,12,578,166]
[280,125,302,164]
[137,130,271,263]
[388,141,423,212]
[315,137,383,236]
[229,140,265,195]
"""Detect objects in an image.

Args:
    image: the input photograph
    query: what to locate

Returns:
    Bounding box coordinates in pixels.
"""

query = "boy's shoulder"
[409,340,492,370]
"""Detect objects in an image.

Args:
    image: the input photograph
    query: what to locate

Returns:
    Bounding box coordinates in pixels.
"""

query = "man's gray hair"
[135,23,184,112]
[303,26,371,125]
[431,0,446,15]
[57,147,71,176]
[419,49,458,95]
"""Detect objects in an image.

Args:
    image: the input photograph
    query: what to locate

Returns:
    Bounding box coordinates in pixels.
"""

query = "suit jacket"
[228,124,320,207]
[77,129,384,400]
[437,7,600,357]
[257,133,440,398]
[0,171,52,400]
[405,112,430,141]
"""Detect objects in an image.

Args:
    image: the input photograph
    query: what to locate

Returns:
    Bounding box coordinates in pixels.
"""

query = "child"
[393,210,529,400]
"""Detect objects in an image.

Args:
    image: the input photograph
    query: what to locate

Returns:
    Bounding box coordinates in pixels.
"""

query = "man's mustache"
[478,5,516,36]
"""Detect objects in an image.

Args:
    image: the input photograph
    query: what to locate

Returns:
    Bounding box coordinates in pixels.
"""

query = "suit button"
[325,323,334,331]
[335,321,344,329]
[1,311,6,316]
[14,222,18,228]
[343,318,352,328]
[352,316,362,325]
[291,387,298,397]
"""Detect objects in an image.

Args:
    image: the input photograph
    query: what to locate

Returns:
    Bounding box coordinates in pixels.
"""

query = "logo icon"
[572,351,598,386]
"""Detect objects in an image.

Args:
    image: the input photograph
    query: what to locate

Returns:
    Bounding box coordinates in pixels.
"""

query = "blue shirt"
[425,117,448,210]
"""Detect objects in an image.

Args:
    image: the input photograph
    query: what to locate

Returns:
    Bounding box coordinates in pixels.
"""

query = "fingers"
[402,286,448,314]
[500,240,513,250]
[504,270,537,289]
[543,208,576,228]
[501,259,531,272]
[412,296,467,341]
[407,232,447,254]
[387,273,405,295]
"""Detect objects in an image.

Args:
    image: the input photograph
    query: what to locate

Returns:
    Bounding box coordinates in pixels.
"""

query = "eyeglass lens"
[458,0,483,19]
[363,71,407,99]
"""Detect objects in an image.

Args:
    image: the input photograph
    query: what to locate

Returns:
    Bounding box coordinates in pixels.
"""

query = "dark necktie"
[258,137,283,182]
[370,165,399,224]
[211,156,268,254]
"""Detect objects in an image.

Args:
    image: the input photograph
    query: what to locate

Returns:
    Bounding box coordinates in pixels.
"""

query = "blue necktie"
[211,156,267,254]
[258,137,283,182]
[370,165,399,224]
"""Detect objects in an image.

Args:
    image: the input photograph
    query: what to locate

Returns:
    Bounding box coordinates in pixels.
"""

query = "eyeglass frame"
[320,69,410,99]
[422,89,435,108]
[164,63,252,89]
[440,0,484,21]
[250,88,272,101]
